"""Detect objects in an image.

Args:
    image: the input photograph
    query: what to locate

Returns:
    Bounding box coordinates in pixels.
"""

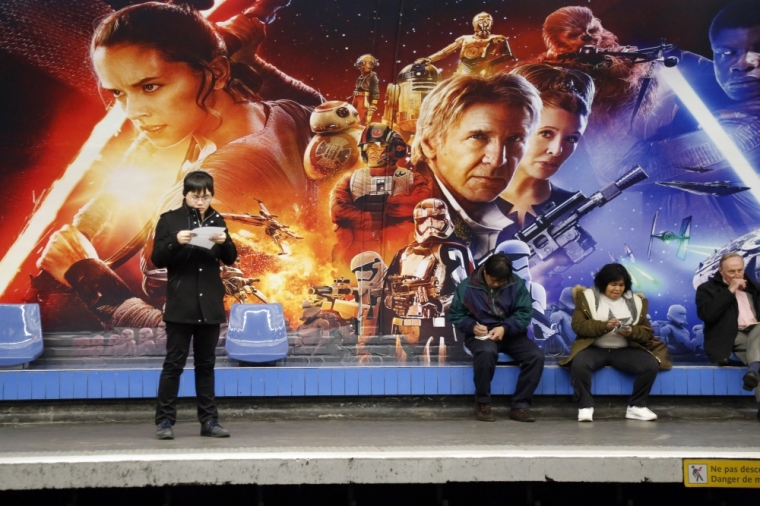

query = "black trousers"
[155,322,220,425]
[466,335,544,407]
[570,346,659,409]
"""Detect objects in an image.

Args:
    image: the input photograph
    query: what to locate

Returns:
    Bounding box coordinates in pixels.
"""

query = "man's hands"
[176,230,197,245]
[473,323,505,341]
[176,231,227,245]
[37,225,99,287]
[728,277,747,294]
[488,326,505,341]
[606,318,620,330]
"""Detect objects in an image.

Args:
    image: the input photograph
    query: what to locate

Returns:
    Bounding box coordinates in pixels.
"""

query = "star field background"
[0,0,738,330]
[252,0,727,103]
[246,0,730,322]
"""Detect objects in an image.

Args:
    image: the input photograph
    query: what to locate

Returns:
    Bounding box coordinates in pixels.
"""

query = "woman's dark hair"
[483,253,513,282]
[511,63,595,117]
[593,263,632,293]
[183,170,214,196]
[91,1,261,110]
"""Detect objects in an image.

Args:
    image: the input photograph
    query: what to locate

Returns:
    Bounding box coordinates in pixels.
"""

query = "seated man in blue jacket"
[449,253,544,422]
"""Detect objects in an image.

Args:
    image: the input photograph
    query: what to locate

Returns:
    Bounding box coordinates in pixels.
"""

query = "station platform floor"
[0,397,759,492]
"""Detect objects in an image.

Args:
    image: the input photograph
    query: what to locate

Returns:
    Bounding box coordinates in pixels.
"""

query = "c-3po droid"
[415,12,515,77]
[384,198,475,364]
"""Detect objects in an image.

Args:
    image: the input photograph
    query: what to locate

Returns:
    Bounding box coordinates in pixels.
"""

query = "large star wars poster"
[0,0,749,367]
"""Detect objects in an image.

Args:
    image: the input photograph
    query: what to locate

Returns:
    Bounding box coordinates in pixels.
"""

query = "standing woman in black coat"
[153,171,237,440]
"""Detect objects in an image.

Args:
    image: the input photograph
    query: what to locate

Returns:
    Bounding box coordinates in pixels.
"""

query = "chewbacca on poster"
[537,6,655,124]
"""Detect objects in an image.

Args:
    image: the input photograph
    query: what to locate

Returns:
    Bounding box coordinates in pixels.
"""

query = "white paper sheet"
[188,227,225,250]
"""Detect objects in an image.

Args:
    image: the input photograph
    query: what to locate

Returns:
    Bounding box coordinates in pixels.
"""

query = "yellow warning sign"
[684,460,760,488]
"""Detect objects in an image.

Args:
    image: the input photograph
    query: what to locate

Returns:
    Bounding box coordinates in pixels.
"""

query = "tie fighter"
[647,212,692,261]
[608,244,636,264]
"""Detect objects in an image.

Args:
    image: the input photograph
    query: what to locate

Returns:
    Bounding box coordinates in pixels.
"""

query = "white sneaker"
[626,406,657,421]
[578,408,594,422]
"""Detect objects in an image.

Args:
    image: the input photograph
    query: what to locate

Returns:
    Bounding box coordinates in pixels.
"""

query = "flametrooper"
[330,123,431,266]
[493,240,554,348]
[415,12,515,77]
[350,54,380,124]
[350,251,387,338]
[384,198,475,363]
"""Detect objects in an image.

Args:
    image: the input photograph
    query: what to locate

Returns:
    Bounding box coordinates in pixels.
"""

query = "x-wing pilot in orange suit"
[330,123,432,267]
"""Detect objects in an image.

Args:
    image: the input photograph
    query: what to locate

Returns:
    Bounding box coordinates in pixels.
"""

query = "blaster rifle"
[515,165,648,266]
[386,275,443,319]
[557,39,679,68]
[531,310,556,341]
[387,274,439,293]
[308,277,354,302]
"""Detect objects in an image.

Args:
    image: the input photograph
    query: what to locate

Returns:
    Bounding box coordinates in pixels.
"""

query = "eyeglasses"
[187,194,212,202]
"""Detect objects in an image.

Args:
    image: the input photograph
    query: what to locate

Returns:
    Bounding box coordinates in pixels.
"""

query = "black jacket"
[151,203,237,324]
[695,271,760,362]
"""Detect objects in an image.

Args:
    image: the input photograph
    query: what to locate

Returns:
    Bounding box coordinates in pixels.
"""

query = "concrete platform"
[0,415,759,490]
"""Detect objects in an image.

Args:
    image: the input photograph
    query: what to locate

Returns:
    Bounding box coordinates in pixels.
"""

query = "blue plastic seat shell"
[225,303,288,363]
[0,304,44,367]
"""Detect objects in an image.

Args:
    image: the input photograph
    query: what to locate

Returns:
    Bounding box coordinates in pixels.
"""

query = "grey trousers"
[734,324,760,401]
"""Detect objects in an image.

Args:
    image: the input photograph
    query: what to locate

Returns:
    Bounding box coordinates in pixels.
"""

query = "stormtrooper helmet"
[667,304,688,326]
[413,198,454,243]
[493,240,532,281]
[350,251,387,296]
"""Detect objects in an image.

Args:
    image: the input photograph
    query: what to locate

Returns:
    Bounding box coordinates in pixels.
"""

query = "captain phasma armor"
[383,198,474,363]
[416,12,515,77]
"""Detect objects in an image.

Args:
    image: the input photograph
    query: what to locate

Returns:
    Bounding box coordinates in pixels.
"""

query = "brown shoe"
[509,408,536,422]
[475,402,495,422]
